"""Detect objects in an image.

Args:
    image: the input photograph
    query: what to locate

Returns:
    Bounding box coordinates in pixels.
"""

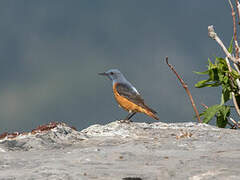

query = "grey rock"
[0,121,240,180]
[0,123,87,151]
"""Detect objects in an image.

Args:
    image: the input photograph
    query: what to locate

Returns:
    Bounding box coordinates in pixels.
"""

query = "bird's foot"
[119,119,132,124]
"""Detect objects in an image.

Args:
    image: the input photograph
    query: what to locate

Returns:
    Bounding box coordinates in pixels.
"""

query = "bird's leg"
[126,112,136,120]
[120,112,136,123]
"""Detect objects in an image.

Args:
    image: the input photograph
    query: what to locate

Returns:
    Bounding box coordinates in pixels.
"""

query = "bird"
[99,69,159,122]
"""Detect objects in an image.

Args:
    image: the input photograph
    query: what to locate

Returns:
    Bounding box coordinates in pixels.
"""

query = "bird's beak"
[98,72,107,76]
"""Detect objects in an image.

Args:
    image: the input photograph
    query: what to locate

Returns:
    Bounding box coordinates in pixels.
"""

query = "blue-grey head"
[98,69,127,83]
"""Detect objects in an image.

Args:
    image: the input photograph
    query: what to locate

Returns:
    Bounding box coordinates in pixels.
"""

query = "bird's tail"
[142,105,159,120]
[145,110,159,120]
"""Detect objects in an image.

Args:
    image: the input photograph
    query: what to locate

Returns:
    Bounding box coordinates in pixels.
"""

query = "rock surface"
[0,121,240,180]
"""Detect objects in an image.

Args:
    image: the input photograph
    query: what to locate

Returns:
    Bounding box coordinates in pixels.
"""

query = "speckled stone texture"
[0,121,240,180]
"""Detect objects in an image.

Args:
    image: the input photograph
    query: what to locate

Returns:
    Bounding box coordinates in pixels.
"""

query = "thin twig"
[229,117,239,128]
[208,25,239,63]
[233,63,240,94]
[229,0,239,59]
[225,57,240,116]
[201,103,208,109]
[233,63,240,74]
[235,0,240,24]
[165,57,201,123]
[225,57,240,93]
[201,103,237,129]
[232,92,240,116]
[228,122,235,129]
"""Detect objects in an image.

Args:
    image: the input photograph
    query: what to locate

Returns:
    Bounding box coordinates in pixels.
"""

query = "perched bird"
[99,69,159,122]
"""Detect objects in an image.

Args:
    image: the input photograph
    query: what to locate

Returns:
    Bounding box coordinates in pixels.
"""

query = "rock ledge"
[0,121,240,180]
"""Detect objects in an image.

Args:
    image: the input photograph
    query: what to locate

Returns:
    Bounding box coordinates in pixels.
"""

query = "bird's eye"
[110,72,114,75]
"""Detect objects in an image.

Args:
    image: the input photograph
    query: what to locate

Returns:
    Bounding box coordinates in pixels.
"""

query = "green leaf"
[195,80,221,88]
[216,114,228,128]
[208,58,213,68]
[215,57,226,64]
[206,82,222,87]
[221,88,231,105]
[223,76,229,84]
[220,105,230,119]
[218,73,224,82]
[228,36,234,54]
[193,70,209,75]
[230,70,240,79]
[195,79,211,88]
[208,68,219,81]
[201,105,221,124]
[216,106,230,128]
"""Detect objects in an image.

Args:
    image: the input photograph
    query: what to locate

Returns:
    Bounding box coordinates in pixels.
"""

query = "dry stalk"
[208,25,239,63]
[225,57,240,117]
[233,63,240,74]
[229,0,240,59]
[165,57,201,123]
[225,57,240,93]
[232,93,240,117]
[235,0,240,24]
[229,117,239,128]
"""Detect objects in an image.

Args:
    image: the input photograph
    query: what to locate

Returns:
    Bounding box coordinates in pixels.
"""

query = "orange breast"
[113,83,146,113]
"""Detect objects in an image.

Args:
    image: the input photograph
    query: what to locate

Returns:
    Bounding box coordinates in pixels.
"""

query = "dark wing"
[115,83,157,113]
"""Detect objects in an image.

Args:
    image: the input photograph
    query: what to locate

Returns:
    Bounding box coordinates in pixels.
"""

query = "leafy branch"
[195,0,240,128]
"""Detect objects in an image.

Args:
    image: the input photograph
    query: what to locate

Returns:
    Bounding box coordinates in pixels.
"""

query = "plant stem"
[235,0,240,24]
[208,25,238,63]
[165,57,201,123]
